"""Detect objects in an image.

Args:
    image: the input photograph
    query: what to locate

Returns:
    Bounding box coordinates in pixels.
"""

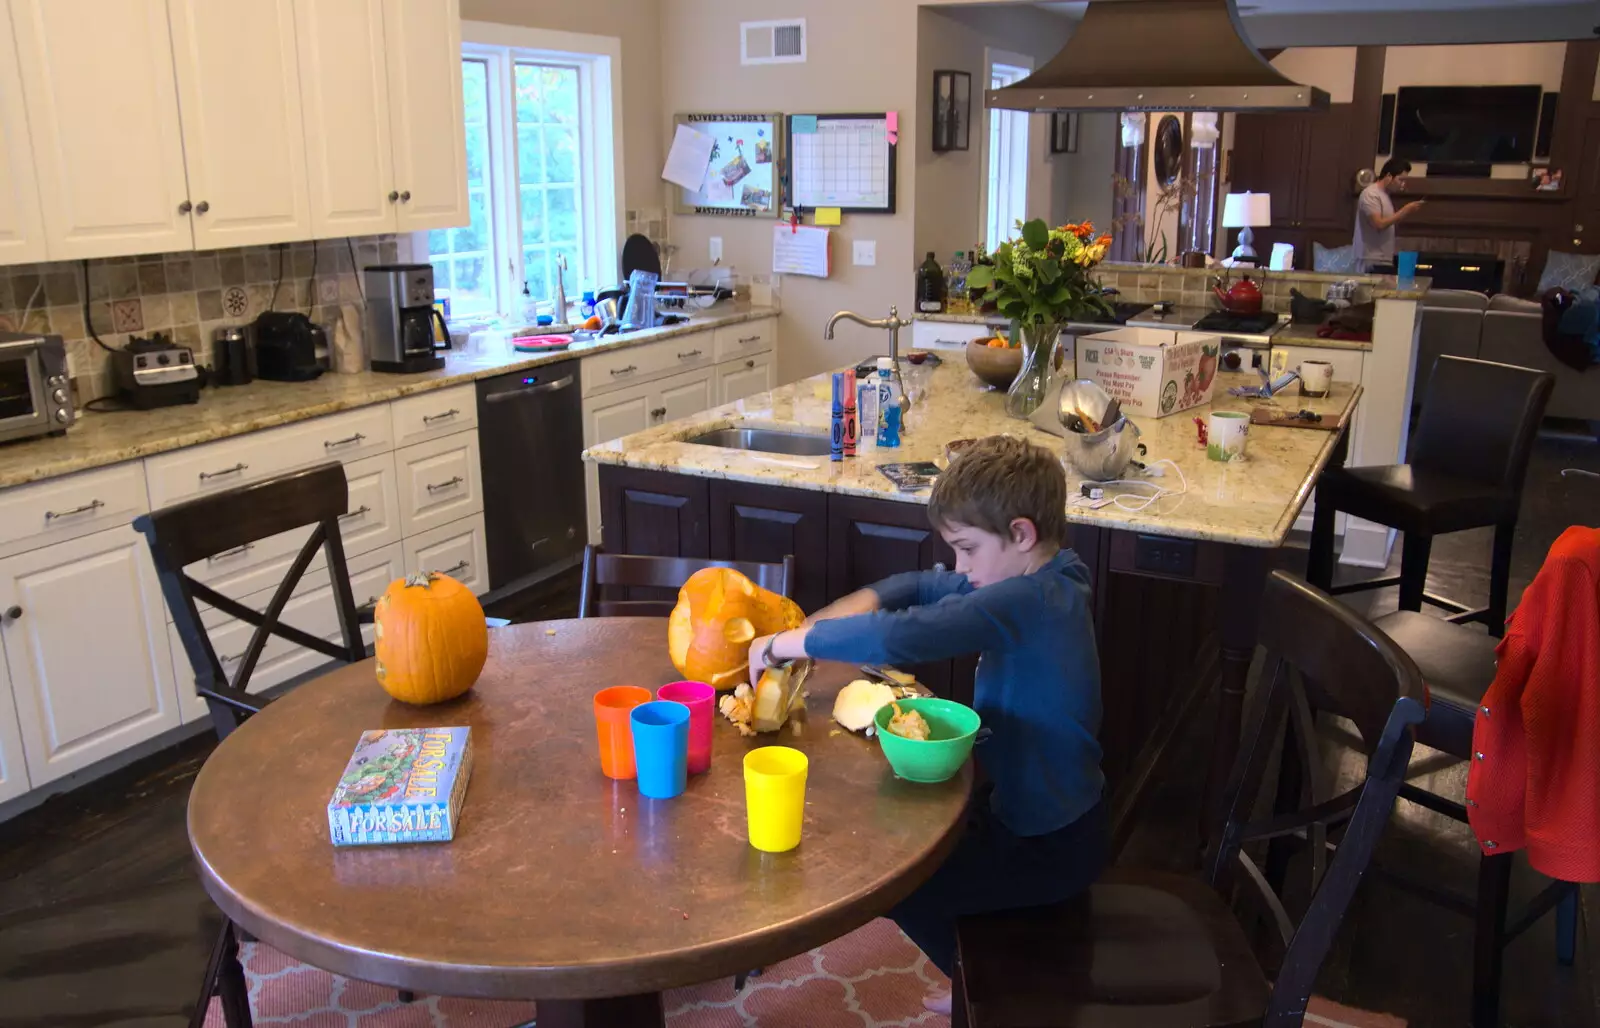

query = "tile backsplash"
[1,235,403,402]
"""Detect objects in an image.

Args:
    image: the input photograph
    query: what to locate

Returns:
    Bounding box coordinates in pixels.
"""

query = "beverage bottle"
[916,252,946,314]
[876,357,901,448]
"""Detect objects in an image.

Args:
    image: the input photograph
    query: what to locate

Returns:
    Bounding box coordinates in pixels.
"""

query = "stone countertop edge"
[585,365,1363,551]
[0,306,779,491]
[918,313,1375,351]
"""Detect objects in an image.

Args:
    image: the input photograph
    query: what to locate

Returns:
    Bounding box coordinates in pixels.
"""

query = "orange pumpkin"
[666,567,804,690]
[373,572,488,705]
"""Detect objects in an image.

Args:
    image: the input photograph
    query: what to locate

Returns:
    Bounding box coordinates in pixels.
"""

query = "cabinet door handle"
[199,462,248,481]
[650,406,667,419]
[745,359,756,368]
[339,504,371,521]
[218,651,241,664]
[45,498,105,521]
[438,559,469,576]
[678,348,702,359]
[610,364,637,376]
[195,201,210,215]
[399,190,411,203]
[426,476,464,493]
[207,543,254,563]
[3,606,21,621]
[323,431,367,449]
[388,190,400,203]
[738,334,761,344]
[178,200,193,214]
[422,408,460,423]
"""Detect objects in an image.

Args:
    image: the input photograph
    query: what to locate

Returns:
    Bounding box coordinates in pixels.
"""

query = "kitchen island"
[585,360,1361,852]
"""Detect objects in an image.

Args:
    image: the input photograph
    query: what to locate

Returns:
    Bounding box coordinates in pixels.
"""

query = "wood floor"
[0,440,1595,1028]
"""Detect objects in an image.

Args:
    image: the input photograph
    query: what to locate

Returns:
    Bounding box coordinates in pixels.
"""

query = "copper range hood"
[987,0,1328,113]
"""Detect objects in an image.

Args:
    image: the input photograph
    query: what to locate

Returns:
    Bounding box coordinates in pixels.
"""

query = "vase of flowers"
[966,218,1113,417]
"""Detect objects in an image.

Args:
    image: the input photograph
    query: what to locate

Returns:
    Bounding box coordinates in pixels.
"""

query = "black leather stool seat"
[957,871,1270,1027]
[1375,610,1499,757]
[1319,465,1517,537]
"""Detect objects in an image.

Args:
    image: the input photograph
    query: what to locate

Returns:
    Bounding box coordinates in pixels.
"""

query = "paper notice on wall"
[661,124,716,191]
[772,224,830,278]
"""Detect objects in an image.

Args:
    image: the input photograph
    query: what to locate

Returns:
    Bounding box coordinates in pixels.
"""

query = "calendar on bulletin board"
[785,112,897,214]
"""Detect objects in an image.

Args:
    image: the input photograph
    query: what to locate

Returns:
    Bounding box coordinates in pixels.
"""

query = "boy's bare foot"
[923,988,953,1015]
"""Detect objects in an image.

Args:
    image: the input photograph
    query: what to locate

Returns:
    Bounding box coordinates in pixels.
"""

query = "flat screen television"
[1392,85,1541,164]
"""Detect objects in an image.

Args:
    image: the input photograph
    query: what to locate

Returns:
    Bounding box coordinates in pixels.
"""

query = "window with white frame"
[429,28,620,320]
[983,54,1032,253]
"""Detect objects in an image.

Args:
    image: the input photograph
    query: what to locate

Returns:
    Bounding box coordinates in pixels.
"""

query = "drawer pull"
[199,462,249,481]
[650,407,667,420]
[426,476,464,493]
[745,359,756,368]
[422,408,460,424]
[678,349,703,359]
[610,364,637,377]
[207,543,254,563]
[4,606,20,621]
[44,499,105,521]
[219,652,241,664]
[438,559,469,576]
[339,504,371,521]
[738,334,761,344]
[323,432,367,449]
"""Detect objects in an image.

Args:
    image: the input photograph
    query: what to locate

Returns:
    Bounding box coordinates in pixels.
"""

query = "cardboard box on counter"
[1078,327,1222,417]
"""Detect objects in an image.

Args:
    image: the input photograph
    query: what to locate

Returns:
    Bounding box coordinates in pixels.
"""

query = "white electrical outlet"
[709,236,723,263]
[853,240,876,266]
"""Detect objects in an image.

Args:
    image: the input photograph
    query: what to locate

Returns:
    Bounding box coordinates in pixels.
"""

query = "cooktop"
[1193,310,1281,335]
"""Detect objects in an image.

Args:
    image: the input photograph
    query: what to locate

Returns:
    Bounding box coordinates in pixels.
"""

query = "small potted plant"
[965,219,1113,417]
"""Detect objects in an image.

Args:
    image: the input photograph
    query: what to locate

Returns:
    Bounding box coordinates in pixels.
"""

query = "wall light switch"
[853,240,876,266]
[709,236,723,263]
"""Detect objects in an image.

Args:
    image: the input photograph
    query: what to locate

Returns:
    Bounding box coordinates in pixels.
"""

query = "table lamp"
[1222,192,1272,262]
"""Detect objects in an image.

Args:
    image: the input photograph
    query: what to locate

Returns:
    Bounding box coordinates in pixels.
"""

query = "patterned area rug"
[203,917,1403,1027]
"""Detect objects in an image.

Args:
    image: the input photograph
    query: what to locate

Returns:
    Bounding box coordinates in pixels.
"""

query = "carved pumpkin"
[666,567,804,690]
[373,572,488,705]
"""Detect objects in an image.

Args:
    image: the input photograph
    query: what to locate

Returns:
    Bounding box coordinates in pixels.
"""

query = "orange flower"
[1094,235,1112,248]
[1072,223,1094,240]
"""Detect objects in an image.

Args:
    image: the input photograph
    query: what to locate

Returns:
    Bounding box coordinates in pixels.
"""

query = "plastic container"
[658,681,715,775]
[630,700,691,799]
[580,290,597,320]
[876,357,901,448]
[744,746,809,852]
[857,373,880,444]
[873,697,980,783]
[593,685,653,779]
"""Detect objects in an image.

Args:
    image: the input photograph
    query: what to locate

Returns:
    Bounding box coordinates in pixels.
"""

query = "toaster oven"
[0,332,75,443]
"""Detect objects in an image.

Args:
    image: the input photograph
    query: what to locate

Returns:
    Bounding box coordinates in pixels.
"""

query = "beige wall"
[461,0,663,215]
[1382,42,1566,93]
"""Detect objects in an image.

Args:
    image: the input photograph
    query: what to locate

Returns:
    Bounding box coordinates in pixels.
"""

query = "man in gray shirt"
[1354,158,1426,270]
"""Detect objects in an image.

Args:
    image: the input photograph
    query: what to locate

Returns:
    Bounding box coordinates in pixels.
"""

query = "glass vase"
[1005,322,1063,419]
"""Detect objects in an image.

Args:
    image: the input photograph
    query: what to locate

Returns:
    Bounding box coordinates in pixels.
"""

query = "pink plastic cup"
[658,681,716,774]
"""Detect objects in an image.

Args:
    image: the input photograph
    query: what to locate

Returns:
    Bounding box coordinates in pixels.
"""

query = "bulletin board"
[785,112,897,214]
[671,113,784,217]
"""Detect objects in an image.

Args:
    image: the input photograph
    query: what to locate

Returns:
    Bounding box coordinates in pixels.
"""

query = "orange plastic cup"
[594,685,652,779]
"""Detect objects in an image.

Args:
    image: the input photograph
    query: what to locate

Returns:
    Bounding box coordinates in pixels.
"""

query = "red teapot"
[1211,273,1263,315]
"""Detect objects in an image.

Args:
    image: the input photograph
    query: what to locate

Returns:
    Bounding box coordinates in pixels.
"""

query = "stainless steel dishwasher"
[476,360,585,592]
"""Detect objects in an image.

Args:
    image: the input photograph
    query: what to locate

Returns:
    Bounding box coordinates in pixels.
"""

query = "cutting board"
[1250,402,1353,431]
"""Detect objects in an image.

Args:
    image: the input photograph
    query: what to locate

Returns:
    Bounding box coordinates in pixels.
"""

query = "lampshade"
[1221,192,1272,228]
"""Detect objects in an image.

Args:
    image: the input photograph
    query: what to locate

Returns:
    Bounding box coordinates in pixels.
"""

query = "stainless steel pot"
[1057,379,1144,481]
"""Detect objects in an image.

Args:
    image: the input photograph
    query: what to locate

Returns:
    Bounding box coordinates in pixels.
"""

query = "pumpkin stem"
[405,572,438,589]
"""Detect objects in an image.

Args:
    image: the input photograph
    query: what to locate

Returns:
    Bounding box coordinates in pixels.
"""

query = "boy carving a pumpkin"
[748,436,1106,1014]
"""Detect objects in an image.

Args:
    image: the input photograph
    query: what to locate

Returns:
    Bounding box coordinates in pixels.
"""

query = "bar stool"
[1308,356,1553,635]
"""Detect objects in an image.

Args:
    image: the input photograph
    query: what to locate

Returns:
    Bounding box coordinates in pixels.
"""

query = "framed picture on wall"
[932,70,971,152]
[1050,112,1079,154]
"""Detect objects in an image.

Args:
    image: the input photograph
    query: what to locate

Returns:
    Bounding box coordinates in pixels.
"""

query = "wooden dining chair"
[135,462,367,1028]
[577,544,795,617]
[951,571,1427,1028]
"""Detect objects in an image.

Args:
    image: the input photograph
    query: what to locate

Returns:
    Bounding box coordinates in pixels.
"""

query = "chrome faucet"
[824,305,914,423]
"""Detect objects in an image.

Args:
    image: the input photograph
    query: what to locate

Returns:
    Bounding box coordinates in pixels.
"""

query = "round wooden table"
[188,618,972,1027]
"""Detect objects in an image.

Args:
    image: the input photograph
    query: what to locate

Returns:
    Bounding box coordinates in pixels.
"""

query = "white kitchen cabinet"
[581,381,651,545]
[384,0,468,232]
[716,354,775,405]
[0,659,28,803]
[394,430,483,539]
[166,0,311,249]
[0,5,44,264]
[10,0,194,259]
[402,514,488,596]
[657,368,715,424]
[0,524,178,786]
[294,0,397,239]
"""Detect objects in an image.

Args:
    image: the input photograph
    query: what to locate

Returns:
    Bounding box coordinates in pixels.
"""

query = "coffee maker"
[363,264,451,373]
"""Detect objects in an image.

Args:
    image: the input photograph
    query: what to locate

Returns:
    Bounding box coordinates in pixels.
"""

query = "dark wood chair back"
[1412,355,1553,493]
[133,462,365,741]
[1207,571,1427,1021]
[577,544,795,618]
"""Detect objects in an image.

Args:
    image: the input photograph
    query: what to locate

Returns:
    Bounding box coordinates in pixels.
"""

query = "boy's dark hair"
[929,435,1066,545]
[1379,157,1412,180]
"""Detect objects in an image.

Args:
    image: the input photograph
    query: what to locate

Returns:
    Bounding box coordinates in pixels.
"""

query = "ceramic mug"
[1299,360,1334,398]
[1207,411,1250,462]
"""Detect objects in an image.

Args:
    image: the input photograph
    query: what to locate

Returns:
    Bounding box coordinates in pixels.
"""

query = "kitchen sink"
[687,427,834,457]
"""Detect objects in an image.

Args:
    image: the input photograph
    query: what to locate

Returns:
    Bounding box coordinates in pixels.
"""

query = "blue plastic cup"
[1397,250,1418,286]
[630,700,690,799]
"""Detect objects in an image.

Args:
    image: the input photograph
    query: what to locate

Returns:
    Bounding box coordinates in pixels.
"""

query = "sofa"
[1418,291,1597,423]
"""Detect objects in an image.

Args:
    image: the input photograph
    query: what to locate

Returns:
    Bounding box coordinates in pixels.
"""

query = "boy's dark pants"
[889,796,1108,978]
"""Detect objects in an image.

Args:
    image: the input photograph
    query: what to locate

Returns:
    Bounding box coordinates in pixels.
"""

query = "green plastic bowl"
[874,697,981,783]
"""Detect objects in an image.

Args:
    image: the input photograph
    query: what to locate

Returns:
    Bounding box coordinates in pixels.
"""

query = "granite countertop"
[585,362,1362,549]
[918,311,1373,351]
[0,305,779,491]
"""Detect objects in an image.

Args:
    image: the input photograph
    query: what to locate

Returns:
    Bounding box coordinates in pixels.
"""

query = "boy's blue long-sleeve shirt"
[805,549,1103,837]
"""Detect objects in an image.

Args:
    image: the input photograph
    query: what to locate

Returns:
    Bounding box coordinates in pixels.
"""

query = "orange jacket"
[1467,526,1600,882]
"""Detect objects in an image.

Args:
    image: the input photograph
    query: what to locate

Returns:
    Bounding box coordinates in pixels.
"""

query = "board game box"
[327,727,473,846]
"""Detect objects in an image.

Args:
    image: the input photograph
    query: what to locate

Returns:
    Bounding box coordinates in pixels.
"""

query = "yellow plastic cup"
[744,746,809,853]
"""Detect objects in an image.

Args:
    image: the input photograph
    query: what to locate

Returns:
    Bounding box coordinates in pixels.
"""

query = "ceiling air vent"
[741,19,806,66]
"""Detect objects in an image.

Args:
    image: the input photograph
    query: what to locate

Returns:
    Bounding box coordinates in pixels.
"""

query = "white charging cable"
[1096,458,1189,514]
